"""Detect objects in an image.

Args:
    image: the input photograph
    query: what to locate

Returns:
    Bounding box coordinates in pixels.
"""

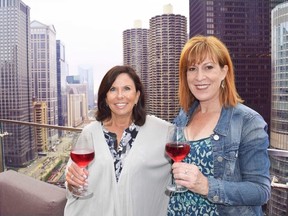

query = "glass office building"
[56,40,68,132]
[31,20,59,149]
[0,0,35,167]
[270,2,288,215]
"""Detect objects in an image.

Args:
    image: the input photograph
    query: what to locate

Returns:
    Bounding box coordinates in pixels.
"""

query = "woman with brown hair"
[64,65,172,216]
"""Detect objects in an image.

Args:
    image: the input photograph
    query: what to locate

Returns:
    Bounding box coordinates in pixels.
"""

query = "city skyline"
[1,1,288,214]
[22,0,189,90]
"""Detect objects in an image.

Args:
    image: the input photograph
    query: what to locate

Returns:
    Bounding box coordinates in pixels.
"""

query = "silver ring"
[71,174,74,180]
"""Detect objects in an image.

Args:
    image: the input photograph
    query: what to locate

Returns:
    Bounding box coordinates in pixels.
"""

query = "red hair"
[178,35,243,112]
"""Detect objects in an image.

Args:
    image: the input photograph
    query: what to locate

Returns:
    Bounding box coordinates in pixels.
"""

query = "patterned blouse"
[102,123,139,182]
[167,137,219,216]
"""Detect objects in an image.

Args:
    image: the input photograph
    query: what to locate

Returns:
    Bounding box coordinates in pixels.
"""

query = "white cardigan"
[64,115,172,216]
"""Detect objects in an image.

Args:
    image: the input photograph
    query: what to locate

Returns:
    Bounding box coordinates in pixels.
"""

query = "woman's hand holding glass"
[165,126,190,193]
[171,162,209,196]
[67,134,95,198]
[165,126,209,195]
[67,162,89,189]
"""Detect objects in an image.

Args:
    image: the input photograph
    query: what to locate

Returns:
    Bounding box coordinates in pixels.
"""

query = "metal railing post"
[0,122,5,172]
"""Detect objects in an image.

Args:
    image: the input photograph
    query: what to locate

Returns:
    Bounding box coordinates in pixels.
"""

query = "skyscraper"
[32,101,48,152]
[270,2,288,215]
[189,0,287,128]
[56,40,68,132]
[123,20,149,96]
[66,75,89,127]
[66,84,88,127]
[0,0,35,167]
[147,4,187,122]
[78,65,94,109]
[31,20,58,150]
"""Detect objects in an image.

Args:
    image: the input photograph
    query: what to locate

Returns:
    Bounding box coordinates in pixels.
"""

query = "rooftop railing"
[0,119,82,183]
[0,119,287,215]
[0,119,85,216]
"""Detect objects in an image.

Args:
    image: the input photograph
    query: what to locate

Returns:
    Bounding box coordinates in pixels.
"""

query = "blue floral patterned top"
[167,137,219,216]
[102,123,139,182]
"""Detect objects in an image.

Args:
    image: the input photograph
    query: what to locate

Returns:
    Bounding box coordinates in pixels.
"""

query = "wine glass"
[165,125,190,193]
[70,133,95,197]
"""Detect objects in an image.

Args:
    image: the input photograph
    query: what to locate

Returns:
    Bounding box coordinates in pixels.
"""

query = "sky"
[22,0,189,90]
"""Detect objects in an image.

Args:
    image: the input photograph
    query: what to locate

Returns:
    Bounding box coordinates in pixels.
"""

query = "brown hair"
[96,65,146,126]
[178,35,243,112]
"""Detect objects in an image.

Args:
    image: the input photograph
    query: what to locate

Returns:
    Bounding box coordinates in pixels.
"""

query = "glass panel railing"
[1,119,288,215]
[267,148,288,215]
[0,119,84,188]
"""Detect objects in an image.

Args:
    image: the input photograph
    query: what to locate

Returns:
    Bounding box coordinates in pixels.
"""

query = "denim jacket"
[173,101,271,216]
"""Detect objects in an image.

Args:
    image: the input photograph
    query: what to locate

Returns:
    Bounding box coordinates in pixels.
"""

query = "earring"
[221,80,225,89]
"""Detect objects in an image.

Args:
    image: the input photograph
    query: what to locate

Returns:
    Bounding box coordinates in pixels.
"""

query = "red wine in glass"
[165,142,190,162]
[70,149,95,167]
[70,134,95,197]
[165,126,190,193]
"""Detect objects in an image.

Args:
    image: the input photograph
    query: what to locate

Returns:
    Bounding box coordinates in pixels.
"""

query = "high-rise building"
[0,0,36,168]
[66,75,80,84]
[66,84,88,127]
[56,40,68,133]
[32,101,48,152]
[78,65,94,109]
[270,2,288,215]
[31,20,58,150]
[123,20,149,96]
[189,0,287,129]
[147,4,187,122]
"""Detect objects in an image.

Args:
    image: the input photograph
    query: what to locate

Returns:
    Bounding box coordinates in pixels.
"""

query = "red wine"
[165,142,190,162]
[70,149,95,167]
